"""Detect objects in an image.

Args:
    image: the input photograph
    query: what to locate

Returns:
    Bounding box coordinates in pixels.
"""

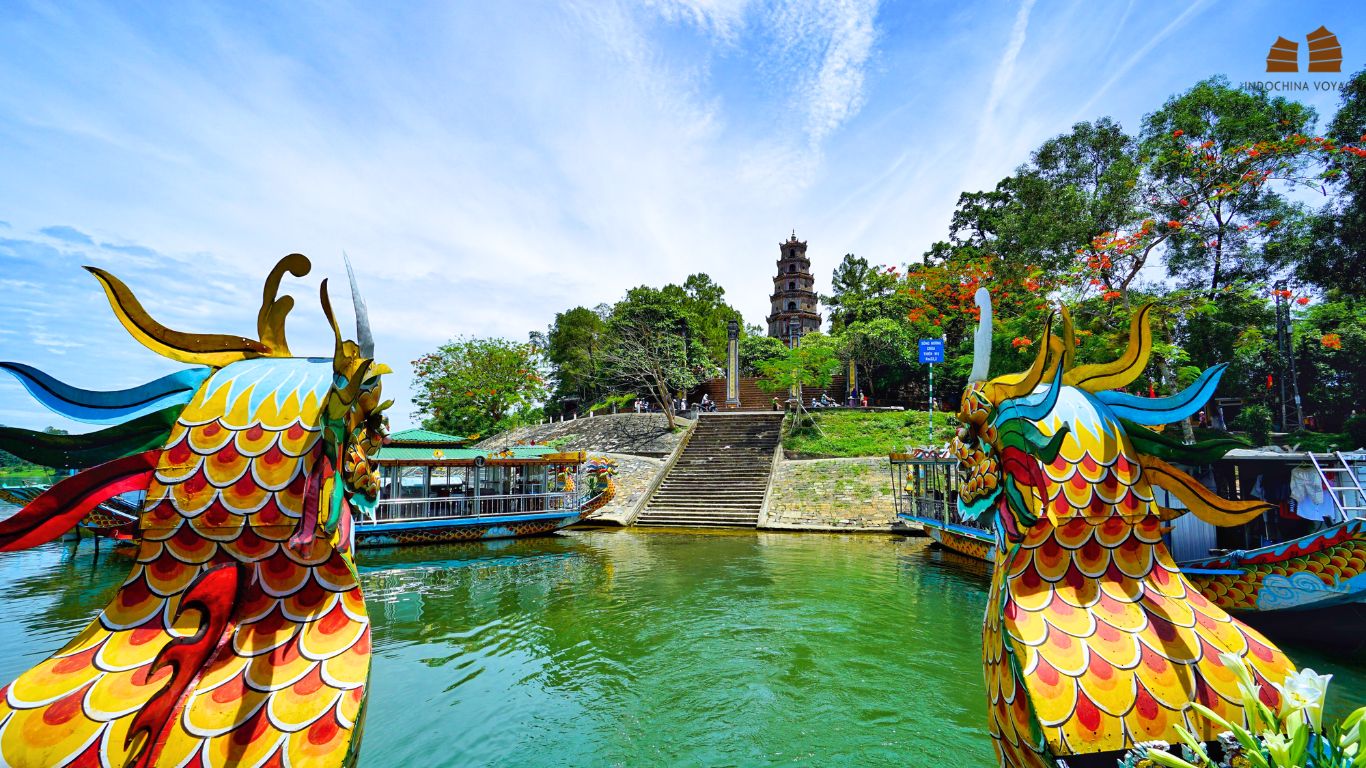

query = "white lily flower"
[1273,668,1332,731]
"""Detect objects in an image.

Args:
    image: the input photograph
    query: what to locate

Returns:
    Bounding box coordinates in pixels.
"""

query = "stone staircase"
[635,412,785,527]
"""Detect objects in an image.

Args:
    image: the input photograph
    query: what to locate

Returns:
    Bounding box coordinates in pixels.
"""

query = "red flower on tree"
[1321,333,1342,350]
[1011,337,1032,348]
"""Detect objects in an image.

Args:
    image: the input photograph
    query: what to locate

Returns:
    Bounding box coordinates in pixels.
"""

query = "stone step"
[639,517,760,524]
[633,412,784,530]
[641,507,759,513]
[643,508,761,516]
[642,497,764,502]
[638,515,760,523]
[650,486,770,491]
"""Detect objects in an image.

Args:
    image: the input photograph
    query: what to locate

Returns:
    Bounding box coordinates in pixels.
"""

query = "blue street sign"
[918,338,945,364]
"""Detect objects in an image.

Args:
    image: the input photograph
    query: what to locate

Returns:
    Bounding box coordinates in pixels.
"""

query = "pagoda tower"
[766,232,823,341]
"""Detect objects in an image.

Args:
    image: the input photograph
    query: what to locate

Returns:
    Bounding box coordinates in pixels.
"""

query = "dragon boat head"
[949,289,1297,767]
[950,289,1270,548]
[0,254,389,767]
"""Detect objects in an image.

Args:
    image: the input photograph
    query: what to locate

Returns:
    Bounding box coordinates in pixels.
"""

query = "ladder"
[1308,451,1366,522]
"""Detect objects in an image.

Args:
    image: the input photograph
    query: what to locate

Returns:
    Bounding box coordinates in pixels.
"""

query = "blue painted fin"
[0,362,211,424]
[1094,364,1226,425]
[993,364,1065,426]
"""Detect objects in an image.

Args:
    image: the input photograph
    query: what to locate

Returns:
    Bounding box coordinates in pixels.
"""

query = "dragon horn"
[344,252,374,359]
[968,288,993,383]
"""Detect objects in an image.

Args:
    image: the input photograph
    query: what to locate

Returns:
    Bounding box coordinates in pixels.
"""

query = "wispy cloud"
[769,0,880,145]
[1071,0,1215,122]
[39,225,94,245]
[973,0,1037,163]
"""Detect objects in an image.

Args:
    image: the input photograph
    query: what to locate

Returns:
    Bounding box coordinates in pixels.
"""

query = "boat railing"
[363,492,577,525]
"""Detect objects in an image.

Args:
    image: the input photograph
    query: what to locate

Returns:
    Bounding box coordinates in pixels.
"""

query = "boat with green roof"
[359,428,616,547]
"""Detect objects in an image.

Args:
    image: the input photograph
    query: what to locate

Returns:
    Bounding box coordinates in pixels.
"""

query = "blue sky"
[1,0,1361,431]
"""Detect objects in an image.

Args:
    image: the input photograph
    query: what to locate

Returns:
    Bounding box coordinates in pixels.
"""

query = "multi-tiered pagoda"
[766,232,823,342]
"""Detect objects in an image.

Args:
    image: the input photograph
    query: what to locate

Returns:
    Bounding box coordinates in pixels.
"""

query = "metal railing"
[361,492,579,525]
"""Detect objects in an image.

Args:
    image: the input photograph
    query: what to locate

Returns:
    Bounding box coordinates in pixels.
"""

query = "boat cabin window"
[477,465,505,496]
[398,466,427,499]
[429,466,471,498]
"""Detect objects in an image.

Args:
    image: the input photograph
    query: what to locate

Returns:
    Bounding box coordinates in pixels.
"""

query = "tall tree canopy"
[546,305,607,408]
[412,337,547,437]
[1303,69,1366,295]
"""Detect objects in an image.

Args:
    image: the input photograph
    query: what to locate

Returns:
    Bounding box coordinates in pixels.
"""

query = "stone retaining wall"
[762,457,896,531]
[582,452,664,526]
[477,413,689,456]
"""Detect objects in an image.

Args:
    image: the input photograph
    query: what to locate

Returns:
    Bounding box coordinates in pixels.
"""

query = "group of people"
[633,388,876,414]
[633,394,718,414]
[808,388,868,409]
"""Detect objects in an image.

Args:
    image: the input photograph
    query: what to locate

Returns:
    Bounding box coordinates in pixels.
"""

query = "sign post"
[918,338,945,444]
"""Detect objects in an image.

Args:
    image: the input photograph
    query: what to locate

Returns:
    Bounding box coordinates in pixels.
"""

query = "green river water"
[2,517,1364,767]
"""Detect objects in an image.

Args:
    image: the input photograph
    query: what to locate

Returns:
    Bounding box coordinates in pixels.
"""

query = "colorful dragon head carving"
[950,289,1296,767]
[0,255,389,767]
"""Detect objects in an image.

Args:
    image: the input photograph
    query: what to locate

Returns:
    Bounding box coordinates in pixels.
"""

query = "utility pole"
[1273,280,1303,433]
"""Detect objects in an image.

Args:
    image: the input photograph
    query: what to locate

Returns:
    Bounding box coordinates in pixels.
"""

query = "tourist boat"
[892,445,1366,647]
[362,428,616,547]
[889,450,994,562]
[1167,448,1366,649]
[0,483,141,541]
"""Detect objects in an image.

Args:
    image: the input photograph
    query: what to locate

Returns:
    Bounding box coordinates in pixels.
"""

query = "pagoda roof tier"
[765,310,823,323]
[770,289,818,301]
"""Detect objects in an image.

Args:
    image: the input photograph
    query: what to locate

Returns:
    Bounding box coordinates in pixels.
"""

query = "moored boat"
[1168,448,1366,650]
[0,483,140,541]
[361,428,614,547]
[893,442,1366,651]
[889,451,995,562]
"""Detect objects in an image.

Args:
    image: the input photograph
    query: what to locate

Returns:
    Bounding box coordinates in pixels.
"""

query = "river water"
[1,520,1363,767]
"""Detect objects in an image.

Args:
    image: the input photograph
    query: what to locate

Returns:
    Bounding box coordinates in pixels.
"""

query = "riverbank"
[762,456,901,532]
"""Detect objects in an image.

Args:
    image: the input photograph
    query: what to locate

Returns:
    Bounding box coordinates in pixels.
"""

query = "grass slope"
[783,409,957,458]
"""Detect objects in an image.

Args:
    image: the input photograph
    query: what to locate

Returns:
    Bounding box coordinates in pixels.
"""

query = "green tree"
[839,318,917,399]
[602,294,698,430]
[680,273,743,364]
[824,254,907,330]
[1303,68,1366,295]
[739,333,787,376]
[756,332,840,399]
[546,305,607,413]
[1294,293,1366,426]
[1139,76,1318,293]
[412,337,547,437]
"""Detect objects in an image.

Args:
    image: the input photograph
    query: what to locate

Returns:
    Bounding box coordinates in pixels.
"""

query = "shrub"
[1345,414,1366,450]
[1232,404,1273,447]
